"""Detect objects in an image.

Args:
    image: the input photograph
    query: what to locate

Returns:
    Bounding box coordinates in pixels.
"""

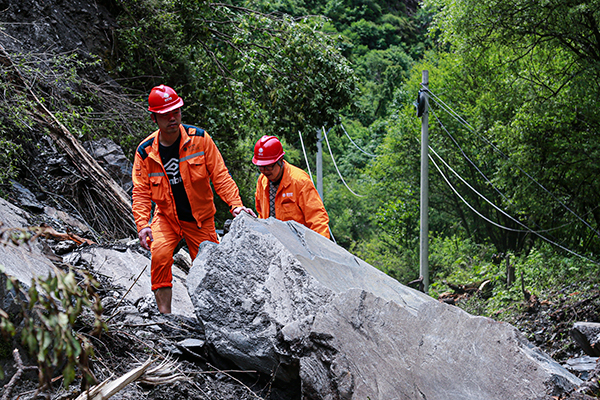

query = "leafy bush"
[0,259,105,390]
[428,237,600,317]
[428,235,497,287]
[352,231,419,283]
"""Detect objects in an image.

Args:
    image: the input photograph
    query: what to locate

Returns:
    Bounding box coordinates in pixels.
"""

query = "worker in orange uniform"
[252,135,330,238]
[132,84,256,313]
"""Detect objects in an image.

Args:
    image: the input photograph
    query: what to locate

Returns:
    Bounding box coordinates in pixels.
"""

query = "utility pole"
[316,128,323,200]
[419,70,430,293]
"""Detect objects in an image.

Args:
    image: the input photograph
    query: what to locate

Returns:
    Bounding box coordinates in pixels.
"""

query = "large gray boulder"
[0,197,56,313]
[187,213,582,400]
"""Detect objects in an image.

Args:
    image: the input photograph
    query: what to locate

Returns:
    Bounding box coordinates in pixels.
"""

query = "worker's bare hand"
[232,206,257,218]
[138,227,153,250]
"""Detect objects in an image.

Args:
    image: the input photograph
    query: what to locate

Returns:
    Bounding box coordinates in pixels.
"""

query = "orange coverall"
[255,160,330,238]
[132,124,244,290]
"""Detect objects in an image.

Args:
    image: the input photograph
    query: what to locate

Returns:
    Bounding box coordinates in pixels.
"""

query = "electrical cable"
[322,126,365,198]
[429,147,599,264]
[339,122,379,158]
[430,106,511,204]
[298,131,314,183]
[427,88,600,238]
[430,104,572,235]
[428,145,529,233]
[329,226,337,244]
[427,86,598,259]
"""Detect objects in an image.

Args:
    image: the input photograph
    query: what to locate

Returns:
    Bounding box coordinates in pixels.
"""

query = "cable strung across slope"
[322,126,365,198]
[339,122,379,158]
[427,87,600,239]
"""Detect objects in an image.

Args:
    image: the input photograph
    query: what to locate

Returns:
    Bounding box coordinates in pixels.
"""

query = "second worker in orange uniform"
[252,135,330,238]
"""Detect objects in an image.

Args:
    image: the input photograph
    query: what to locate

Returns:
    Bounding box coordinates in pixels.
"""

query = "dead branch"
[0,43,137,238]
[74,356,188,400]
[106,265,147,322]
[35,224,96,246]
[1,349,39,400]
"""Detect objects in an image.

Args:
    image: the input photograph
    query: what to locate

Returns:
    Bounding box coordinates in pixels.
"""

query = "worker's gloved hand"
[232,206,257,218]
[138,227,153,250]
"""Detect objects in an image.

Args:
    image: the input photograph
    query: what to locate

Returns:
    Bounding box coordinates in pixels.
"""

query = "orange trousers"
[149,214,218,291]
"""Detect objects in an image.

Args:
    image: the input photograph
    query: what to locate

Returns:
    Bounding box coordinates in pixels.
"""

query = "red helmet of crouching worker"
[147,85,184,114]
[252,136,285,166]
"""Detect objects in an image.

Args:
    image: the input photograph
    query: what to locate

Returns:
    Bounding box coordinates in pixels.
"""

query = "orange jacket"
[132,124,243,233]
[255,161,330,238]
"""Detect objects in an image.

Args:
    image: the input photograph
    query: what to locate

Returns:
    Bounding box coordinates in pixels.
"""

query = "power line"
[428,146,528,233]
[430,106,511,204]
[322,126,365,198]
[298,130,314,183]
[429,145,599,264]
[427,88,600,239]
[339,122,379,158]
[430,104,572,235]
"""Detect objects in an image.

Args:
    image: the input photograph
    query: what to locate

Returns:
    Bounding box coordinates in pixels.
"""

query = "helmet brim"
[148,97,184,114]
[252,153,285,166]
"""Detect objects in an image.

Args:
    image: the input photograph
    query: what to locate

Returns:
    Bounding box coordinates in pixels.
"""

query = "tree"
[112,0,358,148]
[416,0,600,256]
[429,0,600,68]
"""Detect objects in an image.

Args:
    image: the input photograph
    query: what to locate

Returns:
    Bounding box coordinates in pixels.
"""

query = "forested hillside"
[217,0,600,307]
[2,0,600,319]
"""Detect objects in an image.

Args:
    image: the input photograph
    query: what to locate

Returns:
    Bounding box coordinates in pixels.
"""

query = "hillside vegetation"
[1,0,600,352]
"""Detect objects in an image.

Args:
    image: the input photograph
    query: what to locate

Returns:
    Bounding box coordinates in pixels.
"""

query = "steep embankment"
[0,0,144,238]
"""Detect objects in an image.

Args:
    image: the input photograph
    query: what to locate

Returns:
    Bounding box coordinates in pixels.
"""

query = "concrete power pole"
[317,128,323,200]
[419,70,430,293]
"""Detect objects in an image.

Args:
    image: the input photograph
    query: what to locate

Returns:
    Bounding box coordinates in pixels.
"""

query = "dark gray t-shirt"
[159,136,195,222]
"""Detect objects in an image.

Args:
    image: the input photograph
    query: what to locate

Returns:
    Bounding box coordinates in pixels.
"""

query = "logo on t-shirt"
[163,158,182,185]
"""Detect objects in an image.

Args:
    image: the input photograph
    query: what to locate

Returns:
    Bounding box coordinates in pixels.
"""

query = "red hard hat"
[148,85,184,114]
[252,136,285,166]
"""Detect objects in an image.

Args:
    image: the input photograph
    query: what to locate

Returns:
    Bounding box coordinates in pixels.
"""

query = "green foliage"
[428,235,497,288]
[0,138,23,186]
[0,262,105,389]
[0,80,26,186]
[428,237,600,317]
[112,0,358,146]
[406,0,600,257]
[428,0,600,70]
[352,231,419,283]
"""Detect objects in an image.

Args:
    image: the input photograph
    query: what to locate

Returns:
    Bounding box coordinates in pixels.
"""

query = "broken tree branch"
[1,349,39,400]
[74,356,187,400]
[0,43,137,238]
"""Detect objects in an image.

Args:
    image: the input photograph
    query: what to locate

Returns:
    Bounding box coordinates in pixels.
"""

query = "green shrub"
[428,239,600,317]
[0,259,105,390]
